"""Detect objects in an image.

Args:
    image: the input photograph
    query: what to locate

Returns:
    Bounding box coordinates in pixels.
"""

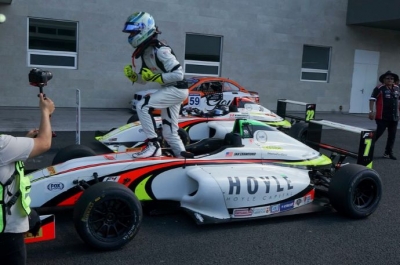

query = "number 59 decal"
[188,95,201,106]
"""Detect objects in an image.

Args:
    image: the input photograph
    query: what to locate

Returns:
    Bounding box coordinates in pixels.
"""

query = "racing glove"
[141,68,164,84]
[124,65,138,83]
[28,209,41,237]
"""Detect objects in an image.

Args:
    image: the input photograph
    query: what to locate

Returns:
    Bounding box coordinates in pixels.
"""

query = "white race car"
[29,118,381,251]
[96,99,293,153]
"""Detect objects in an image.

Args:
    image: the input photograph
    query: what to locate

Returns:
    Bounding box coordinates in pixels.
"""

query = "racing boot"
[132,139,161,158]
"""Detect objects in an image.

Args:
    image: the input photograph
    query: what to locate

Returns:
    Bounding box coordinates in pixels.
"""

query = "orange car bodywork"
[151,76,259,115]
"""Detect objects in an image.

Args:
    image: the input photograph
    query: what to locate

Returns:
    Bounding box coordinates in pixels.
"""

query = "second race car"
[96,98,295,152]
[130,76,260,114]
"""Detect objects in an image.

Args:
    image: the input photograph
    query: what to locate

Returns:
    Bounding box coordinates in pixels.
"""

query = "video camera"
[29,68,53,97]
[29,68,53,87]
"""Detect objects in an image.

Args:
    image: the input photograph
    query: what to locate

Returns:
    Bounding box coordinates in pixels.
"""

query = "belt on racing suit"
[162,80,189,89]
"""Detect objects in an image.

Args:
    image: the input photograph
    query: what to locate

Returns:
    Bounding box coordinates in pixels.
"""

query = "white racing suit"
[136,43,188,157]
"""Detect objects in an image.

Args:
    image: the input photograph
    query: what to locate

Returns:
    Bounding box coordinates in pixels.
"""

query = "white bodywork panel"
[180,164,311,220]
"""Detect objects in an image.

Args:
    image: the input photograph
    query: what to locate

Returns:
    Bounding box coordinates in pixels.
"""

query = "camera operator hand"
[26,128,39,138]
[28,93,55,158]
[39,93,55,116]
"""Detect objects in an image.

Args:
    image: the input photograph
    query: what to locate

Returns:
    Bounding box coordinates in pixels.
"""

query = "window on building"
[28,18,78,69]
[184,33,222,77]
[301,45,331,82]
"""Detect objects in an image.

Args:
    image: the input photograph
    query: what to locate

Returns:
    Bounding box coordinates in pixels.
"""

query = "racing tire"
[52,144,97,165]
[288,122,308,143]
[329,164,382,219]
[161,128,191,147]
[73,182,142,251]
[126,113,139,124]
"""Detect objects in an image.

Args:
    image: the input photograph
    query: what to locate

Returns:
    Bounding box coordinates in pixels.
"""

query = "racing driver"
[122,12,188,158]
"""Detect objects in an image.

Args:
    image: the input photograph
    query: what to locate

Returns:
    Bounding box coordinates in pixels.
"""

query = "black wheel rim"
[353,178,377,209]
[88,198,136,242]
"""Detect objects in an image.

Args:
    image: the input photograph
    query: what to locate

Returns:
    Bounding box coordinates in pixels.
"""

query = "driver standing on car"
[122,12,189,158]
[0,94,55,265]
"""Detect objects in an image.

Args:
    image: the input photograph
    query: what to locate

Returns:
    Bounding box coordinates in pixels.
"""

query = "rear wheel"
[329,164,382,219]
[52,144,97,165]
[73,182,142,250]
[288,122,308,143]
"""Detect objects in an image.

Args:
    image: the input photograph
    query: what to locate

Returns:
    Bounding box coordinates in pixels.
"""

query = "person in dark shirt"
[369,71,400,160]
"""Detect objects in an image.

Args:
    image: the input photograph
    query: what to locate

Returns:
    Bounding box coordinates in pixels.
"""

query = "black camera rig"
[29,68,53,96]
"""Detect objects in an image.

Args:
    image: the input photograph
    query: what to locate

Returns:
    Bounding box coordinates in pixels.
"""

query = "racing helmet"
[122,12,157,48]
[213,105,229,116]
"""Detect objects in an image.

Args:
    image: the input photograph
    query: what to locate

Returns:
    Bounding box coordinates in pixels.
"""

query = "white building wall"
[0,0,400,111]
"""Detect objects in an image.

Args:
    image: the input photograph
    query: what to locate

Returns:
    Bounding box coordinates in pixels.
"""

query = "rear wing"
[307,120,375,168]
[276,99,316,122]
[276,99,375,168]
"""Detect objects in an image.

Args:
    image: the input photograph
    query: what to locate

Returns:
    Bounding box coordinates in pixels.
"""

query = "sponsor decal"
[255,131,267,143]
[295,198,303,208]
[47,182,64,191]
[104,176,120,182]
[267,152,288,156]
[47,166,56,175]
[109,138,118,142]
[233,208,253,217]
[229,113,249,118]
[225,175,294,202]
[194,213,204,223]
[293,193,314,209]
[252,206,271,216]
[81,202,94,222]
[264,146,282,150]
[225,152,234,157]
[270,204,280,213]
[307,104,316,109]
[103,155,115,160]
[280,201,294,211]
[363,132,373,139]
[138,129,144,133]
[305,194,312,203]
[205,96,232,109]
[233,152,256,156]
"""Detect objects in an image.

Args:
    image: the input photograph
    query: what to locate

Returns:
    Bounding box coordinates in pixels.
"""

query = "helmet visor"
[122,22,145,33]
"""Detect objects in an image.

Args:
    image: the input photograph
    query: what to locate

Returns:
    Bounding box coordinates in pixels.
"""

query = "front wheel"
[73,182,142,251]
[329,164,382,219]
[52,144,97,165]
